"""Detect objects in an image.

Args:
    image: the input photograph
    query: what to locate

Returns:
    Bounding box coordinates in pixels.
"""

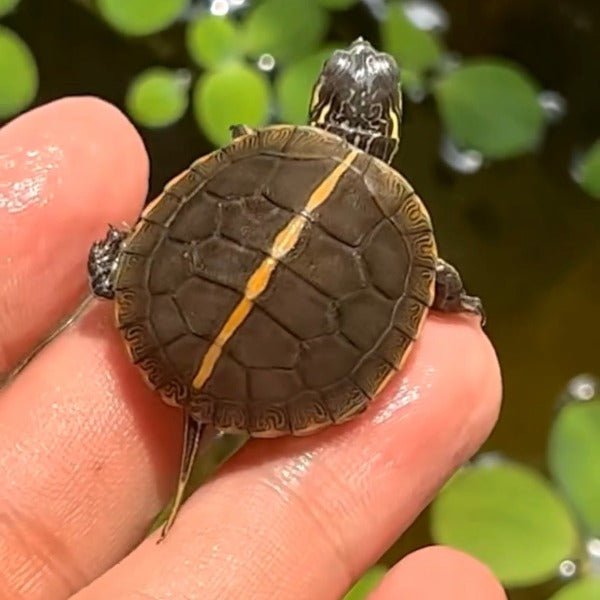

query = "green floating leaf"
[242,0,329,63]
[317,0,359,9]
[578,140,600,199]
[0,0,20,18]
[430,460,580,588]
[125,67,189,128]
[381,2,443,84]
[343,565,387,600]
[0,26,38,120]
[186,14,241,70]
[548,398,600,536]
[549,578,600,600]
[275,47,337,125]
[434,59,545,159]
[193,63,270,147]
[97,0,186,36]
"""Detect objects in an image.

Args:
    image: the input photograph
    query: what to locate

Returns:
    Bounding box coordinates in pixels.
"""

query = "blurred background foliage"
[1,1,599,598]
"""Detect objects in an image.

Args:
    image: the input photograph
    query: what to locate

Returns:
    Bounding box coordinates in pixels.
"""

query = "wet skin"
[0,98,505,600]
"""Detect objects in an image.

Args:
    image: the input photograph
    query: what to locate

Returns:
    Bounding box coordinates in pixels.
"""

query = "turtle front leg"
[87,224,128,299]
[230,124,256,139]
[432,258,486,325]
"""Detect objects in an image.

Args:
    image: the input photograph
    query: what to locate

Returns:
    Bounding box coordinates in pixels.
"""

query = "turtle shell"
[113,124,437,437]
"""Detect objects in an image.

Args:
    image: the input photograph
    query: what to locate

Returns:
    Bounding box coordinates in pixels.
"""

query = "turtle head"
[308,38,402,163]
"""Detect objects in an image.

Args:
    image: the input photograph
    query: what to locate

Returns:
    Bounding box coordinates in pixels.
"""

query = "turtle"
[87,38,484,541]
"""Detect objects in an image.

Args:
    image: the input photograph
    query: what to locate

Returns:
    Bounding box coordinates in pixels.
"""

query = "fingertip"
[370,545,507,600]
[0,95,150,370]
[1,95,149,227]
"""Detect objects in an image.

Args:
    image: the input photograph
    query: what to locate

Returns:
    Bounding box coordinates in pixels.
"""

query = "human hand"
[0,97,505,600]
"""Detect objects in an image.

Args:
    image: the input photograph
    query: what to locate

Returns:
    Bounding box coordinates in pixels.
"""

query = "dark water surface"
[3,1,600,597]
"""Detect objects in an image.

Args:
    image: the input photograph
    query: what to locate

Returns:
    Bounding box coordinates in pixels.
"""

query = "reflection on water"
[402,0,448,32]
[439,135,483,174]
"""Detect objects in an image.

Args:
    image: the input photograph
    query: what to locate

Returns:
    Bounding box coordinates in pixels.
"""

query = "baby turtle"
[88,38,484,540]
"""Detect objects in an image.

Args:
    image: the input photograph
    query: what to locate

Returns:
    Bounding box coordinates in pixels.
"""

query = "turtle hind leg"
[432,258,486,325]
[87,224,127,299]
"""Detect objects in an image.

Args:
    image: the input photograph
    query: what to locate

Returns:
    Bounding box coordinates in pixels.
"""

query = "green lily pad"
[193,63,270,147]
[125,67,189,128]
[186,14,241,70]
[577,140,600,199]
[381,2,443,83]
[549,578,600,600]
[430,460,580,587]
[317,0,359,9]
[0,0,20,18]
[97,0,186,36]
[548,398,600,536]
[275,47,338,125]
[343,565,387,599]
[0,26,38,120]
[242,0,329,63]
[434,59,545,159]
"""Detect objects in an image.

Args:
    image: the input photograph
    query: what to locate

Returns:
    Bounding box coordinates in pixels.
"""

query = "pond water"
[2,1,599,598]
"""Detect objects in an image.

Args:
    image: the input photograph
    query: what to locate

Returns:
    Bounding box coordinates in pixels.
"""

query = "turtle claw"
[87,224,127,300]
[432,258,486,326]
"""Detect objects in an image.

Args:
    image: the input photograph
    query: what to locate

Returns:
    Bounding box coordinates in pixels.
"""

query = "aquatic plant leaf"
[317,0,359,9]
[125,67,189,128]
[430,460,580,587]
[186,14,240,70]
[0,0,20,18]
[0,26,38,120]
[434,59,545,159]
[343,565,387,599]
[242,0,329,63]
[381,2,443,78]
[548,398,600,536]
[193,63,270,147]
[97,0,186,36]
[549,578,600,600]
[275,47,338,125]
[578,140,600,199]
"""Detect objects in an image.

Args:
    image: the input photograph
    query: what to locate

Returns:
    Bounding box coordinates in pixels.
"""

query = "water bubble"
[566,373,598,402]
[558,559,578,580]
[257,53,276,72]
[402,0,449,32]
[210,0,229,16]
[587,538,600,574]
[473,451,506,468]
[538,90,567,123]
[440,135,484,174]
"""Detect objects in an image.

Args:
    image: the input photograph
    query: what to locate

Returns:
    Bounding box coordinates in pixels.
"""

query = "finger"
[369,546,507,600]
[72,316,502,600]
[0,96,148,374]
[0,302,182,600]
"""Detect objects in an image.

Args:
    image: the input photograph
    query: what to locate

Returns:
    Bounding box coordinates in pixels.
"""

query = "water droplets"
[402,0,449,32]
[439,135,484,174]
[257,53,276,72]
[538,90,567,123]
[210,0,229,16]
[558,559,578,580]
[562,373,598,405]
